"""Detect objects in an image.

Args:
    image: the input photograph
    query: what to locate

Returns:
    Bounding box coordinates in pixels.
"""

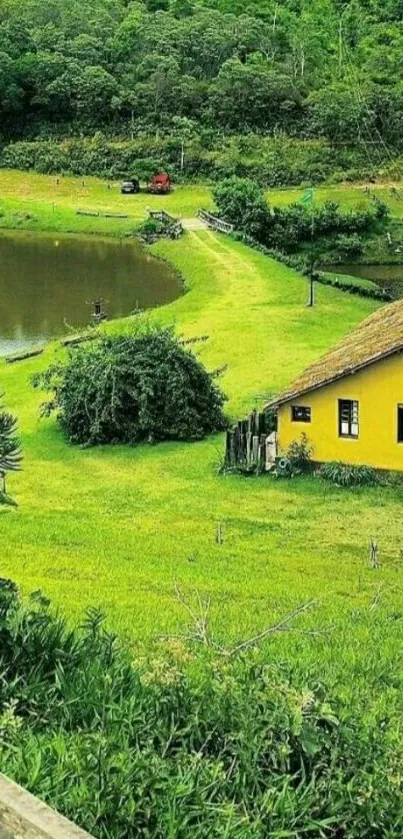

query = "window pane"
[339,399,359,438]
[398,406,403,443]
[292,406,311,423]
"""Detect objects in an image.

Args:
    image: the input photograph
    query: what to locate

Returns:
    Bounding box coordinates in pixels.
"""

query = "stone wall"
[0,775,93,839]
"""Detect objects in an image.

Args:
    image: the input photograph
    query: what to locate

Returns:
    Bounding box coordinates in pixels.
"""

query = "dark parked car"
[121,179,140,194]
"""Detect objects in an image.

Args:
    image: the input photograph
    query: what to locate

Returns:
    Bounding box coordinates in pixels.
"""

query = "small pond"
[323,262,403,299]
[0,231,182,355]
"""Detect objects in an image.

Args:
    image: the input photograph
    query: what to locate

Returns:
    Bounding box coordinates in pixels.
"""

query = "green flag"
[301,188,314,206]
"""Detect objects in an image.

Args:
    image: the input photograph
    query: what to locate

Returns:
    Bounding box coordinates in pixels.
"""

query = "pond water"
[323,262,403,299]
[0,231,182,355]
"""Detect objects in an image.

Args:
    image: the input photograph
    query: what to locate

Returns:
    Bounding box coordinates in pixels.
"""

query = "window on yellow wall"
[339,400,359,438]
[397,406,403,443]
[292,406,311,423]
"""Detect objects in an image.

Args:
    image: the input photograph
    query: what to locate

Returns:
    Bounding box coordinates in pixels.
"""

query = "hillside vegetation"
[0,0,401,143]
[2,0,403,186]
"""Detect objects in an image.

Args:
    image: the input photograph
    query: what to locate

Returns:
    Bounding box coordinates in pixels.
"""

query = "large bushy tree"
[35,326,227,446]
[213,177,269,239]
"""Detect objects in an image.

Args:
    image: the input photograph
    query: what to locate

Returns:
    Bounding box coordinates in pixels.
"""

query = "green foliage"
[215,178,387,254]
[0,402,22,494]
[0,135,396,188]
[34,325,227,446]
[0,0,403,174]
[277,433,314,478]
[213,177,268,238]
[320,460,380,487]
[317,271,392,301]
[287,433,315,474]
[137,217,166,240]
[332,233,364,260]
[2,579,403,838]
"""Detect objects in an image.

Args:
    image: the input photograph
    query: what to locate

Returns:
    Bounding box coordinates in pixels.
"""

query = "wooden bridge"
[197,210,234,234]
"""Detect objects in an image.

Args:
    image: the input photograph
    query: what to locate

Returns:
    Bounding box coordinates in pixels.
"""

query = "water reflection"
[0,231,182,354]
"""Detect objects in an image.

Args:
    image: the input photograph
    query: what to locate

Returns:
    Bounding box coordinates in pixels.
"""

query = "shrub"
[320,461,380,487]
[333,233,364,260]
[277,433,314,478]
[33,325,227,446]
[0,402,22,497]
[214,177,387,255]
[137,217,166,241]
[213,177,268,239]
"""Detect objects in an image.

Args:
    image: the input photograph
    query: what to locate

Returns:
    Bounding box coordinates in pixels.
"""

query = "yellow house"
[267,299,403,471]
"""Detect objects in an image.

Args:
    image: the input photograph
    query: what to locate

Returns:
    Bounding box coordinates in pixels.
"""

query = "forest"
[1,0,403,152]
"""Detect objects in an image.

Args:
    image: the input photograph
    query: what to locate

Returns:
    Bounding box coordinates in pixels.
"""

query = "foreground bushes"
[1,579,403,837]
[33,325,227,446]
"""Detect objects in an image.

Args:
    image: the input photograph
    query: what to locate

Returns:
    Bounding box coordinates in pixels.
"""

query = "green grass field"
[2,169,403,689]
[1,168,403,233]
[268,181,403,215]
[0,169,213,235]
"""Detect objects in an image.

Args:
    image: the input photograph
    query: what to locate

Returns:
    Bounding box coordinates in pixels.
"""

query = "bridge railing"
[148,210,183,239]
[198,210,234,234]
[149,210,176,224]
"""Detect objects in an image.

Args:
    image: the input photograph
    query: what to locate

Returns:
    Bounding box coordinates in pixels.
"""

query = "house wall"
[277,351,403,470]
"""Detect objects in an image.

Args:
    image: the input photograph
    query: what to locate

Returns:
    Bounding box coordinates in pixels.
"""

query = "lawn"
[268,181,403,215]
[1,170,403,690]
[1,168,402,233]
[0,169,213,236]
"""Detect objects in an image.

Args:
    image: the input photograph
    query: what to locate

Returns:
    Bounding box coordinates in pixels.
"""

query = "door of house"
[265,432,278,469]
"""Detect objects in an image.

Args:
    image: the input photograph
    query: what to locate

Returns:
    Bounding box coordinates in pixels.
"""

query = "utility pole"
[308,196,315,307]
[339,17,343,75]
[301,188,315,307]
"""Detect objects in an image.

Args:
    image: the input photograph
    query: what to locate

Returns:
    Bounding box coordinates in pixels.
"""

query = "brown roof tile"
[266,299,403,408]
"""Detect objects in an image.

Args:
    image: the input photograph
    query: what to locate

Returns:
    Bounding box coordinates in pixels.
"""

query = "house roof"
[266,299,403,409]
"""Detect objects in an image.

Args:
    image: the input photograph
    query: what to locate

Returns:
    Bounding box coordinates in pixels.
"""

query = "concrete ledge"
[0,775,94,838]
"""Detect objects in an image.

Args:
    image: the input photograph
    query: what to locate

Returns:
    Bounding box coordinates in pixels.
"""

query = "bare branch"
[221,600,318,657]
[164,587,321,658]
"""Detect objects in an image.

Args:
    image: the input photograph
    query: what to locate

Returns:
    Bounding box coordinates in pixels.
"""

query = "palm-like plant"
[0,406,22,494]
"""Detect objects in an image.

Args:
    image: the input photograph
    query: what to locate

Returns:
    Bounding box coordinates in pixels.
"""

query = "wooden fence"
[76,210,128,219]
[224,410,272,472]
[198,210,234,235]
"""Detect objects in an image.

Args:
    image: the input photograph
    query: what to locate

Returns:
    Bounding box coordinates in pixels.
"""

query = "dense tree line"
[1,0,403,151]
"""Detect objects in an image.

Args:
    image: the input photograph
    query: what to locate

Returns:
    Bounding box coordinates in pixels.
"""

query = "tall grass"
[1,579,403,838]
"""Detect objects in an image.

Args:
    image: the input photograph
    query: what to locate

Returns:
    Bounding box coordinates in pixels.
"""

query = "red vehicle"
[148,172,171,195]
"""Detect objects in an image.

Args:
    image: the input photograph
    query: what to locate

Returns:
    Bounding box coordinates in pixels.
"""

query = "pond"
[0,230,182,355]
[323,262,403,299]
